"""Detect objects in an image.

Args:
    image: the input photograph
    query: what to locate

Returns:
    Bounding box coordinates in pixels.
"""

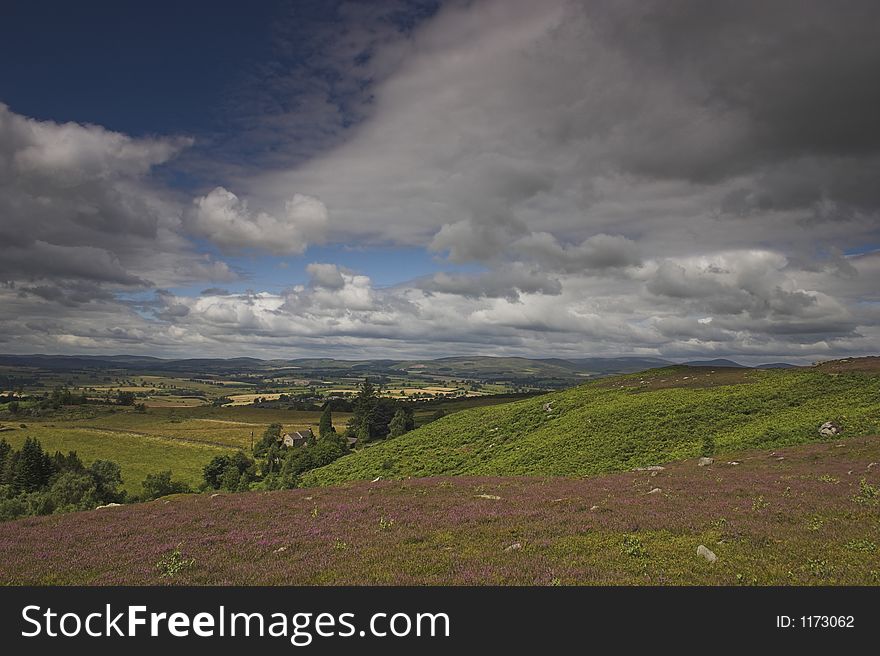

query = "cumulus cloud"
[0,103,235,297]
[190,186,327,255]
[306,263,346,290]
[417,264,561,301]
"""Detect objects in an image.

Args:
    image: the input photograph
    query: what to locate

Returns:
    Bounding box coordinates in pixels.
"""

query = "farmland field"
[0,405,354,494]
[1,426,228,495]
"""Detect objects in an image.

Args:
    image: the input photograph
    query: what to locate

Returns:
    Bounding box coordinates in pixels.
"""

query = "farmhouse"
[281,428,313,447]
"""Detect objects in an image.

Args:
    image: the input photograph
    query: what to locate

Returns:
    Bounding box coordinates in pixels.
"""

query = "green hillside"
[302,366,880,486]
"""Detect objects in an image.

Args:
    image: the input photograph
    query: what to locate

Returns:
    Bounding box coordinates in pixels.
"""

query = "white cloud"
[190,186,327,255]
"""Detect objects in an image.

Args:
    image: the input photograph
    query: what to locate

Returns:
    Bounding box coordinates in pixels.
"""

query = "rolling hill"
[302,364,880,486]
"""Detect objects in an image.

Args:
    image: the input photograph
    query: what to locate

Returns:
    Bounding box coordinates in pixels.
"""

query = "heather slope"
[2,437,879,585]
[302,367,880,486]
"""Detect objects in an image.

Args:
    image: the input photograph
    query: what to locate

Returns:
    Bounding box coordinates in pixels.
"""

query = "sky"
[1,0,879,364]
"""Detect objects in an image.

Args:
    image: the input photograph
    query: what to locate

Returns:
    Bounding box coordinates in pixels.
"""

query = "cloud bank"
[1,1,879,363]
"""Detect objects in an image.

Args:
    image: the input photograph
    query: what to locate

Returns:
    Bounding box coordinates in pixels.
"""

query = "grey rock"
[819,421,842,437]
[698,457,714,466]
[696,545,717,563]
[504,542,522,552]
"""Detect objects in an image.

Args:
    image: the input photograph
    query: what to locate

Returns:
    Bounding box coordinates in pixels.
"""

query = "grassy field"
[302,367,880,486]
[2,435,878,585]
[1,426,228,495]
[0,405,354,494]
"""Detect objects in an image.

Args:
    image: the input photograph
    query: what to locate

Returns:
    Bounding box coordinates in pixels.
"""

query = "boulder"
[696,545,717,563]
[819,421,842,437]
[96,502,121,510]
[698,457,714,467]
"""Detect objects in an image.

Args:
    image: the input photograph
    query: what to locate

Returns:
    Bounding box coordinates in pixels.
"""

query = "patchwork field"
[2,436,878,585]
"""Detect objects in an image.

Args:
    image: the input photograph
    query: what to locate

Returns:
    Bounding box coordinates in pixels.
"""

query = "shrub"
[141,471,191,501]
[701,434,715,458]
[156,545,194,578]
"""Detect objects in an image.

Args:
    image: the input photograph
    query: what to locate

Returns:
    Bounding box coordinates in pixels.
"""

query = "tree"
[0,438,10,475]
[219,465,241,491]
[319,405,334,438]
[116,390,136,406]
[8,400,19,415]
[90,460,123,503]
[12,437,54,493]
[49,471,99,511]
[203,451,254,490]
[142,470,191,500]
[203,455,232,489]
[388,409,410,438]
[346,380,404,442]
[346,379,378,439]
[52,450,85,474]
[253,423,282,457]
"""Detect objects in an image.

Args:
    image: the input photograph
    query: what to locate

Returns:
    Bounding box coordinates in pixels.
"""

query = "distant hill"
[755,362,800,369]
[681,358,747,368]
[302,364,880,486]
[0,353,672,384]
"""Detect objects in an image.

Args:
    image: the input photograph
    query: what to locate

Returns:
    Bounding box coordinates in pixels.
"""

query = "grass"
[2,435,878,585]
[2,406,353,450]
[0,404,355,493]
[302,368,880,486]
[2,426,229,495]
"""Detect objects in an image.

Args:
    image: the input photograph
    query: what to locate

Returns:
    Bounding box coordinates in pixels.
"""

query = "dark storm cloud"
[590,0,880,179]
[416,264,562,301]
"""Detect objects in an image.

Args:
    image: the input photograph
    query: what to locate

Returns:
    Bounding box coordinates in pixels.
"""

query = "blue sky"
[0,0,280,137]
[1,1,879,362]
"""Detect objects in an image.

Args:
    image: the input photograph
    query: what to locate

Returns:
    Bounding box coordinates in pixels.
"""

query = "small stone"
[776,456,785,461]
[273,546,287,554]
[696,545,717,563]
[210,493,221,498]
[504,542,522,552]
[590,505,600,511]
[818,421,842,437]
[96,502,121,510]
[475,494,501,500]
[727,461,741,466]
[648,487,662,494]
[371,476,381,482]
[698,457,714,466]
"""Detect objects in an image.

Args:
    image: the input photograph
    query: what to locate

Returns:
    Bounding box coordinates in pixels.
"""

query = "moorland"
[1,354,878,585]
